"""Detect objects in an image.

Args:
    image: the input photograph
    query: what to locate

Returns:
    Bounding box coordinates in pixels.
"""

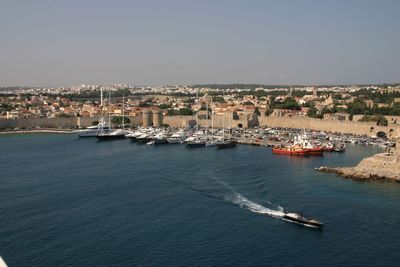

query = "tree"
[347,98,369,115]
[158,103,171,109]
[166,109,180,116]
[179,108,194,116]
[254,107,261,116]
[272,97,301,110]
[243,101,254,106]
[139,102,151,108]
[307,107,323,119]
[112,116,131,125]
[360,115,388,126]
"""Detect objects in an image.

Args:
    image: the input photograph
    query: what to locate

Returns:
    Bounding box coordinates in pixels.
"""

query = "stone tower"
[152,110,163,127]
[313,87,318,98]
[142,110,152,127]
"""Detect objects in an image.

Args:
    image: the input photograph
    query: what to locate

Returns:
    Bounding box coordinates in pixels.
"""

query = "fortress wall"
[0,117,80,129]
[0,114,144,130]
[259,116,400,138]
[77,116,102,128]
[130,115,143,127]
[163,116,196,128]
[197,113,249,129]
[163,113,249,129]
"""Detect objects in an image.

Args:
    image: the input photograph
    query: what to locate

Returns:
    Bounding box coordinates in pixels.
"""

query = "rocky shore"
[316,151,400,182]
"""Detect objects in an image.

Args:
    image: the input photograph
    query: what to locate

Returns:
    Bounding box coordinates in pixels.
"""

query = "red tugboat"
[272,131,323,156]
[272,145,310,155]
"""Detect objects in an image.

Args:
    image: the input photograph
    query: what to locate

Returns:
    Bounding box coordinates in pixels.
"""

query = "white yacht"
[167,129,187,144]
[75,120,110,137]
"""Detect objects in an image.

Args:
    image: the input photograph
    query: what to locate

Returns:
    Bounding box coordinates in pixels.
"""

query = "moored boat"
[96,129,128,140]
[75,123,110,137]
[272,145,310,155]
[216,140,237,149]
[334,143,346,152]
[307,147,324,155]
[322,142,334,152]
[186,138,207,148]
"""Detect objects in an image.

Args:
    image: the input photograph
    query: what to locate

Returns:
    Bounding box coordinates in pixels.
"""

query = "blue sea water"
[0,134,399,266]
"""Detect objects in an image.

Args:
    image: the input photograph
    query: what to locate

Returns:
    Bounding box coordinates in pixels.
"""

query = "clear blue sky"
[1,0,399,86]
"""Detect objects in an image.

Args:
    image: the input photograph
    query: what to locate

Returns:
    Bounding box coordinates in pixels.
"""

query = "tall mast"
[229,108,231,140]
[206,103,208,138]
[211,102,214,140]
[100,86,104,107]
[196,89,199,132]
[108,89,111,130]
[222,110,225,142]
[122,94,125,130]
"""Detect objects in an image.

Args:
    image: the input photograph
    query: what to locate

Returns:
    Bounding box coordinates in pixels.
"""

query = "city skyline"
[1,0,399,87]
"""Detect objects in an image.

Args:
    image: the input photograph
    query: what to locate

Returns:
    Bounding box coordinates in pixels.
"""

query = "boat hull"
[96,135,126,140]
[308,148,324,155]
[272,147,323,155]
[272,148,309,155]
[137,138,151,144]
[186,143,206,148]
[216,141,237,149]
[283,214,324,228]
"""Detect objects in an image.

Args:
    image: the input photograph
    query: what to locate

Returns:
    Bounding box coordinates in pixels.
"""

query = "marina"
[73,124,395,154]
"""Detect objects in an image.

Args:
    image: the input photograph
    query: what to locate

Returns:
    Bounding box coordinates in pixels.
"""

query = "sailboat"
[216,109,237,149]
[186,90,207,148]
[96,92,128,140]
[75,87,111,137]
[205,103,217,147]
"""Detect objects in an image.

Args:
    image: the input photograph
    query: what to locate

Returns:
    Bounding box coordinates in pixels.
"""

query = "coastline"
[0,129,74,135]
[316,151,400,183]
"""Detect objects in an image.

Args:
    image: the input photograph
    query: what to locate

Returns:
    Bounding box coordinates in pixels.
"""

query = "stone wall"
[0,115,141,130]
[163,116,196,128]
[163,113,251,129]
[259,115,400,138]
[2,113,399,138]
[0,117,81,129]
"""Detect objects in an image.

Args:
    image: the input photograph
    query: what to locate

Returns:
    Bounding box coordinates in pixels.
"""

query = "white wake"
[227,193,285,218]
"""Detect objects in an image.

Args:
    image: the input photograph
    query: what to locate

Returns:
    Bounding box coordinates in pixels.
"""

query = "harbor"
[1,133,398,266]
[75,121,396,152]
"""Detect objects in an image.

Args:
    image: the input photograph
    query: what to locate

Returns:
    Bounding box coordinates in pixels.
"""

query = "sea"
[0,134,399,267]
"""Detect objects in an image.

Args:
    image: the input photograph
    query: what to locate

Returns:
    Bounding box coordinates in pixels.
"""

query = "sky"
[0,0,399,86]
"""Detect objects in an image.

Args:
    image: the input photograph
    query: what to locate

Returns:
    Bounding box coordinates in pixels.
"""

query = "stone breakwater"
[316,153,400,182]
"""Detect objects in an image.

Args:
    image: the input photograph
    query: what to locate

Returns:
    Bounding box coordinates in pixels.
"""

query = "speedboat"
[282,212,324,228]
